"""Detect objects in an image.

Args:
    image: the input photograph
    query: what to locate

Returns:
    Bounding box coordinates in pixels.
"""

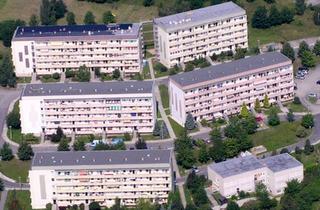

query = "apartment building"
[29,150,173,209]
[153,2,248,68]
[11,24,143,77]
[20,81,155,136]
[169,52,294,126]
[207,153,303,197]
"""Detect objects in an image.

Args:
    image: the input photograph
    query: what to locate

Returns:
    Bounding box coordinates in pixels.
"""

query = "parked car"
[316,80,320,85]
[111,137,124,145]
[90,139,106,147]
[192,166,199,173]
[308,93,317,98]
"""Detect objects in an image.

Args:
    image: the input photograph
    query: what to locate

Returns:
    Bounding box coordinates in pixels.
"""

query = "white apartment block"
[29,150,173,209]
[169,52,294,126]
[153,2,248,68]
[207,153,303,197]
[11,24,143,77]
[20,81,155,136]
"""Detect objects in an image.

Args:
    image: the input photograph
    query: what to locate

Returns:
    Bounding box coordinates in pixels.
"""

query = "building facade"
[207,153,303,197]
[169,52,294,126]
[29,150,173,209]
[20,81,155,136]
[11,24,143,77]
[153,2,248,68]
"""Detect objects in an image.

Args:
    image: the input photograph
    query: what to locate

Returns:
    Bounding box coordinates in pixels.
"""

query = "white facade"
[12,24,143,77]
[153,2,248,68]
[169,52,294,126]
[207,154,304,197]
[29,150,173,209]
[20,81,155,136]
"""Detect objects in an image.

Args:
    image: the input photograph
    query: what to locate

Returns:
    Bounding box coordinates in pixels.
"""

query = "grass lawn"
[0,159,30,183]
[285,102,308,113]
[16,77,31,84]
[237,0,320,47]
[142,63,151,79]
[4,190,33,210]
[7,128,23,144]
[250,121,311,151]
[165,109,171,116]
[141,134,161,141]
[263,105,282,116]
[159,84,169,109]
[40,77,59,83]
[169,117,184,137]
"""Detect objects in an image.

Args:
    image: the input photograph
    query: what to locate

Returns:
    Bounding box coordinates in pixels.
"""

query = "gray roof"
[154,2,245,31]
[208,155,265,178]
[13,23,140,41]
[32,149,171,168]
[209,154,302,178]
[260,153,302,172]
[170,52,291,88]
[22,81,153,97]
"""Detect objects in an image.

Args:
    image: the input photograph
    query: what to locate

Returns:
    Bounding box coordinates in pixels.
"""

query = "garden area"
[38,73,60,83]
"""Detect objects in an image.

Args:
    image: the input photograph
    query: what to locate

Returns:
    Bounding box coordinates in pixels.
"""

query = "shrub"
[65,69,75,78]
[154,62,167,72]
[301,114,314,128]
[296,126,308,138]
[200,119,209,127]
[52,72,60,80]
[293,96,301,104]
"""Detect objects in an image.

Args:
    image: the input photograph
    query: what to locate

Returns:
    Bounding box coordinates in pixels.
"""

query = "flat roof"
[209,154,302,178]
[260,153,302,172]
[13,23,140,41]
[154,2,245,31]
[32,149,171,168]
[170,52,291,88]
[208,155,265,178]
[22,81,153,97]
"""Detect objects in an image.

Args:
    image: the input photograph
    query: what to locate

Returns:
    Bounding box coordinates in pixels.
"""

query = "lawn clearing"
[250,121,311,151]
[169,117,184,137]
[159,84,169,109]
[0,158,30,183]
[142,63,151,79]
[285,102,308,113]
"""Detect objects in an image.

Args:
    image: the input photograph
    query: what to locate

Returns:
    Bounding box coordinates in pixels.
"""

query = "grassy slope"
[159,84,169,109]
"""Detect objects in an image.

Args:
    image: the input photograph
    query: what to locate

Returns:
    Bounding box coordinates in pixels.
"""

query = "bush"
[280,148,289,154]
[296,126,308,138]
[301,114,314,128]
[52,72,60,80]
[65,69,75,78]
[293,96,301,104]
[6,111,20,129]
[200,119,209,127]
[268,108,280,126]
[17,142,34,160]
[154,62,167,72]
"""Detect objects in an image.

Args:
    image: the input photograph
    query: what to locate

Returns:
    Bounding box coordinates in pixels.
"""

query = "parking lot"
[295,64,320,113]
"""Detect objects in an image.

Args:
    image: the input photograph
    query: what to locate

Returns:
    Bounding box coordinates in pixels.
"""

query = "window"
[24,46,29,55]
[19,53,23,62]
[25,58,30,68]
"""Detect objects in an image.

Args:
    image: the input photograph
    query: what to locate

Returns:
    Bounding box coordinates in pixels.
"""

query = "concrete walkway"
[0,190,8,210]
[147,58,155,80]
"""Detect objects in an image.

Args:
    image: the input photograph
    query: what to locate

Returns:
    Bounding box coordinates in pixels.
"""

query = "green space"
[250,121,311,151]
[293,144,320,169]
[16,77,31,84]
[285,102,308,113]
[263,105,282,115]
[169,117,184,137]
[238,0,320,47]
[159,84,169,109]
[39,75,60,83]
[4,190,33,210]
[141,134,161,141]
[184,185,193,205]
[0,158,30,182]
[142,63,151,79]
[165,109,171,116]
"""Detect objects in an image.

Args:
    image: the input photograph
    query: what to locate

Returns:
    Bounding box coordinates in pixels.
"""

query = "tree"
[29,14,39,26]
[185,63,194,72]
[280,7,294,24]
[263,94,270,108]
[73,139,86,151]
[143,0,154,7]
[84,11,96,24]
[234,48,246,60]
[112,69,121,80]
[240,103,250,118]
[0,143,13,161]
[185,204,197,210]
[304,139,314,155]
[227,201,240,210]
[175,131,195,168]
[57,139,70,151]
[224,138,239,158]
[313,40,320,56]
[89,202,101,210]
[254,98,261,113]
[124,132,131,141]
[301,114,314,128]
[40,0,56,25]
[209,127,226,162]
[77,65,90,82]
[66,12,76,25]
[0,53,16,87]
[284,179,301,195]
[280,148,289,154]
[102,11,115,24]
[18,142,34,160]
[252,6,269,29]
[264,0,275,3]
[268,107,280,126]
[135,137,147,149]
[6,111,20,129]
[54,0,67,19]
[298,41,310,58]
[185,113,196,130]
[198,144,210,163]
[256,183,278,210]
[153,121,161,136]
[281,42,295,61]
[314,7,320,25]
[269,5,281,26]
[160,121,169,139]
[287,109,295,122]
[295,0,306,16]
[301,50,316,68]
[293,96,301,104]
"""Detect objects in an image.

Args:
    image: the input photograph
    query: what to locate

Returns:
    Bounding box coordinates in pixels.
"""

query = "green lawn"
[263,105,282,116]
[165,109,171,116]
[40,76,59,83]
[184,185,194,205]
[169,117,184,137]
[4,190,34,210]
[141,134,161,141]
[0,159,30,183]
[285,102,308,113]
[250,121,311,151]
[142,63,151,79]
[159,84,169,109]
[16,77,31,84]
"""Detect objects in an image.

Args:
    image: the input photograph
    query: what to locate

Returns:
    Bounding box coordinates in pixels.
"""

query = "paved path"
[0,190,7,210]
[147,58,155,80]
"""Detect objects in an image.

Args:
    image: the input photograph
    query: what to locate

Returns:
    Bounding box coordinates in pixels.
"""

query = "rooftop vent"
[82,155,85,159]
